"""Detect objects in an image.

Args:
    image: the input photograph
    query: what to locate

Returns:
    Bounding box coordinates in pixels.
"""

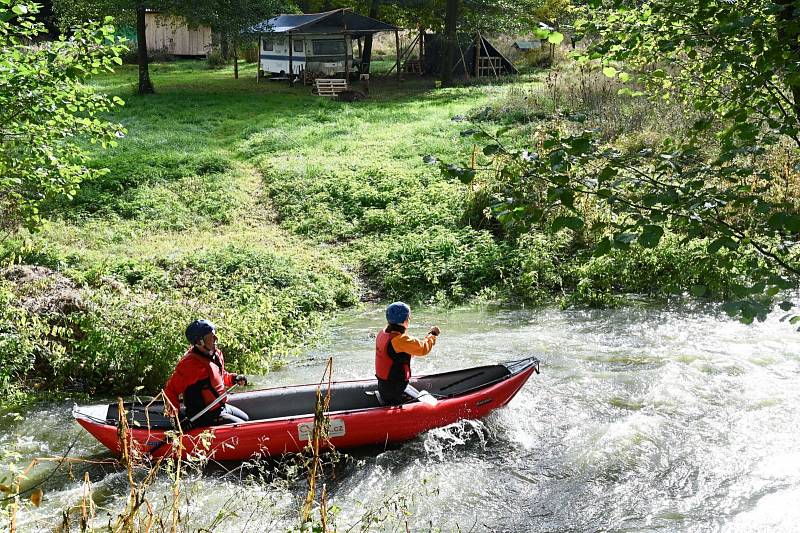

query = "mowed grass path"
[41,60,518,292]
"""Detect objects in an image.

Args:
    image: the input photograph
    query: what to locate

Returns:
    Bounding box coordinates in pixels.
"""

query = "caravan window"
[293,39,304,53]
[262,39,273,52]
[312,39,346,56]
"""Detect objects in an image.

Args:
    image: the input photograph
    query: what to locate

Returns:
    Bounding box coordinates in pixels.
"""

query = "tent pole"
[387,33,419,75]
[288,33,294,86]
[457,41,470,79]
[481,36,499,79]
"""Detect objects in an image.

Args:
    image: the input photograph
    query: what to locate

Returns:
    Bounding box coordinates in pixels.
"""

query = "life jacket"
[375,328,411,384]
[164,347,230,420]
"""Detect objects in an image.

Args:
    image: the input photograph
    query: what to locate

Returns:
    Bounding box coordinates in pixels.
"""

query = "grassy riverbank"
[0,61,510,397]
[0,60,762,399]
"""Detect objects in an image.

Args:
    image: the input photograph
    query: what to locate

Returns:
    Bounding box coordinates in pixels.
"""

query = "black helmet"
[185,319,215,345]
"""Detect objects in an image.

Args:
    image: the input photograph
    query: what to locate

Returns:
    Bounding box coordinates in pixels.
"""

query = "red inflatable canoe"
[73,357,539,460]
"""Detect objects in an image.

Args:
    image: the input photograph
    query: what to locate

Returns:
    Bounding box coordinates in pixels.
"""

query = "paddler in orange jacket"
[375,302,440,405]
[163,319,249,426]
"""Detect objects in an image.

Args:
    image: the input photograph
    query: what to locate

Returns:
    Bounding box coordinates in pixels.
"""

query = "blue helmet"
[385,302,411,325]
[185,319,215,345]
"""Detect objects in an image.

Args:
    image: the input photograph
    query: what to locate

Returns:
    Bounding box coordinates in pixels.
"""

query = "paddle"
[404,384,438,406]
[189,384,239,424]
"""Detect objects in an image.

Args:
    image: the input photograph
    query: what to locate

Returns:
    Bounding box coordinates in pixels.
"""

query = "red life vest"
[375,329,411,383]
[164,347,233,420]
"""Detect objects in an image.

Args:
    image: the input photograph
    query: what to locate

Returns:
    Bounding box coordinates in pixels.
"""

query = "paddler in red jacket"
[163,319,249,426]
[375,302,440,405]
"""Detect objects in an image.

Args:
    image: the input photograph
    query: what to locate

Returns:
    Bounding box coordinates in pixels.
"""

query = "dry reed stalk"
[300,356,334,529]
[79,471,95,532]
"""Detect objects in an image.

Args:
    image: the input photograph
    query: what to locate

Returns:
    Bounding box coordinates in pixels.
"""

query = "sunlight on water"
[3,300,800,531]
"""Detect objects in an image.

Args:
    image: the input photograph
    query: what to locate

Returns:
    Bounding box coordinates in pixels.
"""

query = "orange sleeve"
[391,332,436,357]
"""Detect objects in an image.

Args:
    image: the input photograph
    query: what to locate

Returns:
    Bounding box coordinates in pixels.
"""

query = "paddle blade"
[417,391,438,406]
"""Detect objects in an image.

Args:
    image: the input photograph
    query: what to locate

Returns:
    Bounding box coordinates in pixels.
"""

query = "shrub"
[562,234,763,306]
[57,288,320,394]
[506,232,571,303]
[206,51,227,69]
[0,282,63,398]
[359,226,508,302]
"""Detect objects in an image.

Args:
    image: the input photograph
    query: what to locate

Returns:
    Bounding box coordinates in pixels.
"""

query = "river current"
[3,302,800,531]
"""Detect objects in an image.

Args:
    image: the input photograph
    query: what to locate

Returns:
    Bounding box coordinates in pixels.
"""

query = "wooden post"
[395,30,401,82]
[357,36,362,60]
[256,36,260,83]
[344,34,350,85]
[419,29,425,68]
[288,34,294,86]
[474,33,481,77]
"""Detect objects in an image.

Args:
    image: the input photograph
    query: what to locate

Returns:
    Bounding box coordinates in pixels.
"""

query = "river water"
[3,302,800,532]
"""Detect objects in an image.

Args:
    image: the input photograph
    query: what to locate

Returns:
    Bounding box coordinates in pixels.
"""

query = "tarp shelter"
[513,40,543,51]
[424,34,518,77]
[250,9,399,82]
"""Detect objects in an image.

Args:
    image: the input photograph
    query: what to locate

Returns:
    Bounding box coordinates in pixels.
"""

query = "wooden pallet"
[314,78,348,97]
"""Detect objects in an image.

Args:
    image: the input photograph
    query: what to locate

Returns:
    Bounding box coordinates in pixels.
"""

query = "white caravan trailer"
[258,34,354,77]
[250,9,398,80]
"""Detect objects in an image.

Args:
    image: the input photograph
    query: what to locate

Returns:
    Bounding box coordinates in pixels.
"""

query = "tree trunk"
[136,5,154,95]
[361,0,380,75]
[233,36,239,79]
[220,30,229,60]
[441,0,458,87]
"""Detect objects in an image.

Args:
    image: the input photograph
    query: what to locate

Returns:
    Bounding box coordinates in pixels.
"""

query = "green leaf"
[613,232,637,245]
[779,301,794,311]
[637,225,664,248]
[551,216,584,232]
[547,32,564,45]
[602,66,618,78]
[721,302,741,317]
[483,144,501,156]
[594,237,612,256]
[707,237,738,253]
[690,285,707,297]
[11,4,27,14]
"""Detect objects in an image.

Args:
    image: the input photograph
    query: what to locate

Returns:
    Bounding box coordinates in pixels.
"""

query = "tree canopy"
[449,0,800,322]
[0,0,126,236]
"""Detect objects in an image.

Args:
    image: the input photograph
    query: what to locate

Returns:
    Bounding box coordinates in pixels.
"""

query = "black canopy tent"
[424,33,518,78]
[250,9,399,84]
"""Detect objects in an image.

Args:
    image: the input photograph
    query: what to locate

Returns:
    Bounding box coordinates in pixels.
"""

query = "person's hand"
[234,374,248,386]
[428,326,441,336]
